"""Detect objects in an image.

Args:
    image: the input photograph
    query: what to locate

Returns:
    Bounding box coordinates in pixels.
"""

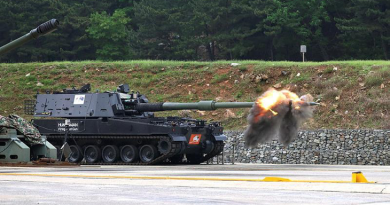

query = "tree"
[287,0,331,61]
[0,0,117,62]
[131,0,261,61]
[1,0,390,62]
[0,0,68,62]
[186,0,261,60]
[251,0,332,61]
[336,0,390,59]
[87,9,132,60]
[130,0,188,60]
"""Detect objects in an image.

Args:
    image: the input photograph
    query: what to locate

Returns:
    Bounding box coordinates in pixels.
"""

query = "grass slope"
[0,60,389,129]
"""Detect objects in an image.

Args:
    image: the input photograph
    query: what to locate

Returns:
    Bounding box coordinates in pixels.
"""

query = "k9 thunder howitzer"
[28,84,318,165]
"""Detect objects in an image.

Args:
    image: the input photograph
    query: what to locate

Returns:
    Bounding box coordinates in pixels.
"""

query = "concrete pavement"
[1,164,390,204]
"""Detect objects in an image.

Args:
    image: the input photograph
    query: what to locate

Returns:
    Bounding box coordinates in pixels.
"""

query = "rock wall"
[218,130,390,165]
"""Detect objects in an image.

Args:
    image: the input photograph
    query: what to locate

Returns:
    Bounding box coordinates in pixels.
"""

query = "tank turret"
[0,19,59,56]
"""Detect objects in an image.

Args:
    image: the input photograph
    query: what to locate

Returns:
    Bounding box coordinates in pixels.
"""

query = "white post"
[300,45,306,62]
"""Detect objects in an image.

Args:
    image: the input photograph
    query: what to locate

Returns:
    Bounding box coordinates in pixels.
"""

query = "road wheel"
[102,145,119,163]
[68,145,83,163]
[157,138,171,155]
[139,144,158,163]
[84,145,101,163]
[120,145,138,163]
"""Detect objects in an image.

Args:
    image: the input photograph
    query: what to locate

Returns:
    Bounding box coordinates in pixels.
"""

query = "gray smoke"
[244,90,314,147]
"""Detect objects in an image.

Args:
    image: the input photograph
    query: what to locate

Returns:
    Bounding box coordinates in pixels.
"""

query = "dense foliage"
[1,0,389,62]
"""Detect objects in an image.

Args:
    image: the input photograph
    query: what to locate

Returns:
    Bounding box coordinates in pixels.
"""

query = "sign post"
[300,45,306,62]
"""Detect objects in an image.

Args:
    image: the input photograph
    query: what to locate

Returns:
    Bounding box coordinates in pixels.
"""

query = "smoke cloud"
[244,88,315,147]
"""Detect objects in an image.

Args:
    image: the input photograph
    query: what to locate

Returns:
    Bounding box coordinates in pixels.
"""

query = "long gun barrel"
[0,19,59,56]
[163,101,254,110]
[132,101,318,112]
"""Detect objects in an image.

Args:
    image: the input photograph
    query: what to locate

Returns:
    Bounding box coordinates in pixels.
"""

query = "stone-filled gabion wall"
[219,130,390,165]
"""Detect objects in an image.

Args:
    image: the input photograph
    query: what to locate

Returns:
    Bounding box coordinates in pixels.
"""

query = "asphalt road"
[1,164,390,205]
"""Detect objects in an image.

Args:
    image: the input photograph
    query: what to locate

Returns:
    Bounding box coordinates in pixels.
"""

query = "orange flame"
[256,89,285,116]
[255,88,305,117]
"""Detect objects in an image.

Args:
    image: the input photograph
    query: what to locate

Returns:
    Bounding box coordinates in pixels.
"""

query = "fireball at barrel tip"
[244,88,318,147]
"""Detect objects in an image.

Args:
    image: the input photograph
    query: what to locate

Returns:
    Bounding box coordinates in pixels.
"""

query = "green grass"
[211,73,229,84]
[364,68,390,87]
[365,74,383,87]
[1,60,390,129]
[2,59,390,69]
[235,90,243,99]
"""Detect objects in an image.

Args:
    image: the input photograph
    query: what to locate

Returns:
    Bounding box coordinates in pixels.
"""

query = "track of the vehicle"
[48,135,180,165]
[48,135,225,165]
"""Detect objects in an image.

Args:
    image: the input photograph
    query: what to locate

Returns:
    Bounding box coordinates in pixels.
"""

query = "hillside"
[0,60,389,130]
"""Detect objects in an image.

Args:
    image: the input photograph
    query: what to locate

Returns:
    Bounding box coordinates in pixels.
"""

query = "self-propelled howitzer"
[29,84,318,165]
[0,19,59,56]
[29,84,256,165]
